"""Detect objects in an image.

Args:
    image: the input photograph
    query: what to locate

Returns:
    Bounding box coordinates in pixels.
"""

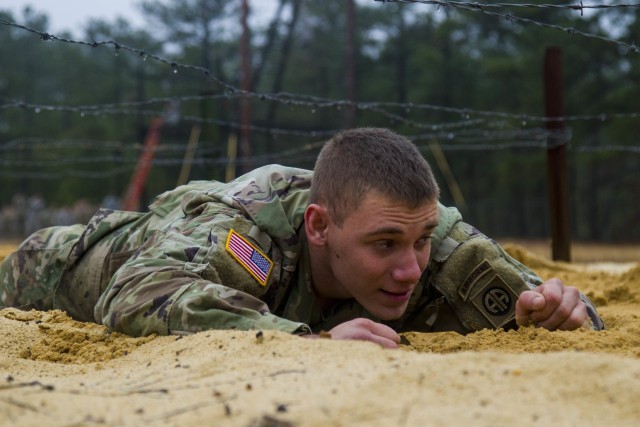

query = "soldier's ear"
[304,203,329,246]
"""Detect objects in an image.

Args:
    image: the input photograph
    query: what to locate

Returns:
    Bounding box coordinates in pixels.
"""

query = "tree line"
[0,0,638,242]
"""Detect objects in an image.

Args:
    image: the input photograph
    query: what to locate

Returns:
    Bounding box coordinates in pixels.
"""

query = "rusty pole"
[544,46,571,262]
[239,0,252,174]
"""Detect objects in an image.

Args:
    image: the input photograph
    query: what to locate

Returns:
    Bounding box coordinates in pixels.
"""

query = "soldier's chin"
[367,305,407,321]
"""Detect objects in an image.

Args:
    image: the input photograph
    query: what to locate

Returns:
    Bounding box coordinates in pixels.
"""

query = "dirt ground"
[0,242,639,426]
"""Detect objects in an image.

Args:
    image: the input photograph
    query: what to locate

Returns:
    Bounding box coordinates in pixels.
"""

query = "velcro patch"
[469,274,519,328]
[459,260,492,300]
[226,229,273,286]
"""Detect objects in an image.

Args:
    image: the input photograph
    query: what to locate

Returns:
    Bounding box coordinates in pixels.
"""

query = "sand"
[0,244,639,426]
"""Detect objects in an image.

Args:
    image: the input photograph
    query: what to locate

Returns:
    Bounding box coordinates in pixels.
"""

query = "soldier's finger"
[366,321,401,344]
[556,299,589,331]
[515,312,534,327]
[366,333,399,349]
[515,291,545,316]
[533,286,580,330]
[530,279,563,321]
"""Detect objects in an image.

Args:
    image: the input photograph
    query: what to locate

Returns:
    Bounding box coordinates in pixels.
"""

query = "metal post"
[239,0,252,174]
[544,47,571,261]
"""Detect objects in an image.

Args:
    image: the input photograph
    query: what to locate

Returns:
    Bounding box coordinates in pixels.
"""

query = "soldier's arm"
[94,215,310,337]
[423,221,604,332]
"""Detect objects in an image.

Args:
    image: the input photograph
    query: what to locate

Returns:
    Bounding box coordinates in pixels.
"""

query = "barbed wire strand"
[3,126,637,171]
[0,137,225,154]
[374,0,640,54]
[0,100,491,134]
[375,1,640,13]
[0,124,574,157]
[2,139,637,180]
[1,13,640,128]
[5,91,640,129]
[0,12,638,181]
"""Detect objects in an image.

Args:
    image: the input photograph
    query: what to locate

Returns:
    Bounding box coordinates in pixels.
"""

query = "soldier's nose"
[391,251,422,283]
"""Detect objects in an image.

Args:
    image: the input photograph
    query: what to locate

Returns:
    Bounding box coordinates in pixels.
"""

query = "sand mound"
[0,244,639,426]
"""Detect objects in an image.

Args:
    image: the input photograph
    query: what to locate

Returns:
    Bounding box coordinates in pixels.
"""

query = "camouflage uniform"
[0,165,604,336]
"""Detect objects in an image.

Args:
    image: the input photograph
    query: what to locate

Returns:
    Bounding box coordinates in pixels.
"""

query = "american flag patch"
[225,229,273,286]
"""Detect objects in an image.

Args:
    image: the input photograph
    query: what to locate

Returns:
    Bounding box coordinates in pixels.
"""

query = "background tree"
[0,1,638,243]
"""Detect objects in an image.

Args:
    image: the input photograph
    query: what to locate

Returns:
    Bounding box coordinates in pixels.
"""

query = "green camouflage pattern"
[0,224,84,310]
[0,164,604,336]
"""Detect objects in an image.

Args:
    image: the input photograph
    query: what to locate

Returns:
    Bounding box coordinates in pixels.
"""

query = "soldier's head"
[309,127,439,226]
[305,128,440,321]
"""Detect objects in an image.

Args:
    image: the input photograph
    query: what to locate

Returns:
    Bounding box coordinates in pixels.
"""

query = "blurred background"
[0,0,639,249]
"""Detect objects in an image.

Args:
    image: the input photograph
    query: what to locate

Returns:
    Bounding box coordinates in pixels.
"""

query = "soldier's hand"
[327,318,400,349]
[515,278,590,331]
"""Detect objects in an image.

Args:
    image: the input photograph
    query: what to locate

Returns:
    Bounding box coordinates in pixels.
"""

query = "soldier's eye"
[374,240,394,249]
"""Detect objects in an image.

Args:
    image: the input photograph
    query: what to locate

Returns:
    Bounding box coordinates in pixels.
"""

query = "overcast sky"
[0,0,278,37]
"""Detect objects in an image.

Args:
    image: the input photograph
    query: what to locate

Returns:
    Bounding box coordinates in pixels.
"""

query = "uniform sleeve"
[94,210,310,337]
[425,220,604,332]
[470,230,604,330]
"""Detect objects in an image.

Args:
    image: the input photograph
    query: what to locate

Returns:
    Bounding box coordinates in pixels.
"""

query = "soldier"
[0,128,603,348]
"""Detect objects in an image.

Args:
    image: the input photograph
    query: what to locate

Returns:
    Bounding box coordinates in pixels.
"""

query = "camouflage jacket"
[1,164,604,336]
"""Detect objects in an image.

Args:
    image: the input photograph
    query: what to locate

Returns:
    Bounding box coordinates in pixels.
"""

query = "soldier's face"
[324,191,438,320]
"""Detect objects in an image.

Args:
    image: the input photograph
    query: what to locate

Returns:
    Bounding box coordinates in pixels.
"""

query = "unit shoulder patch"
[469,273,519,328]
[225,229,273,286]
[459,260,492,300]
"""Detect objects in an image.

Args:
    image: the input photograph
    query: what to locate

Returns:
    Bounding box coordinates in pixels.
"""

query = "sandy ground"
[0,243,639,426]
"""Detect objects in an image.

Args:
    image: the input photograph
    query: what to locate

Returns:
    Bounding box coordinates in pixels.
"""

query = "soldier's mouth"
[379,289,412,302]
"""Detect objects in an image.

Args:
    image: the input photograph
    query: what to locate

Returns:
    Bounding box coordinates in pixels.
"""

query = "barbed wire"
[2,15,640,130]
[0,94,233,112]
[0,99,489,134]
[0,151,320,179]
[243,92,640,123]
[0,112,633,169]
[0,137,224,154]
[0,101,340,139]
[0,126,541,169]
[0,18,239,94]
[577,144,640,153]
[0,165,134,179]
[374,1,640,54]
[2,112,634,177]
[375,1,640,13]
[4,124,639,175]
[0,133,327,171]
[0,125,569,158]
[9,99,489,134]
[2,139,636,180]
[4,92,640,132]
[1,11,639,182]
